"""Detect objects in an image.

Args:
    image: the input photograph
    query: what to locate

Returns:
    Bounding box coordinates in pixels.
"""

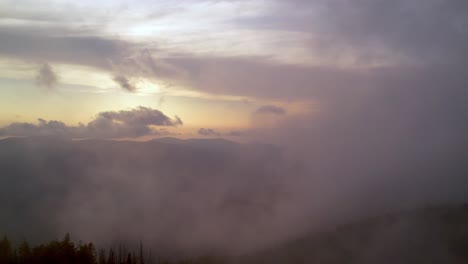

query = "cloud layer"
[0,107,182,138]
[1,0,466,99]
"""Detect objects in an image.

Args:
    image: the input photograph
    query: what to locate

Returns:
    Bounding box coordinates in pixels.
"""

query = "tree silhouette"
[0,233,226,264]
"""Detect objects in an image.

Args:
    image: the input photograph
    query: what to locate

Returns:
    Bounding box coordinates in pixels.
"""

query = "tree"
[0,236,12,263]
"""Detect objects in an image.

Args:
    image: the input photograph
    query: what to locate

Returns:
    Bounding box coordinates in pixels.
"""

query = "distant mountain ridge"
[238,204,468,264]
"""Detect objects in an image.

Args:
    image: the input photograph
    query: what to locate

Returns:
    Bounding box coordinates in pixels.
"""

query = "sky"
[1,0,464,140]
[1,0,468,257]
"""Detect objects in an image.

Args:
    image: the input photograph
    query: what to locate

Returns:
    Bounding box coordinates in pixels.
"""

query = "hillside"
[239,204,468,264]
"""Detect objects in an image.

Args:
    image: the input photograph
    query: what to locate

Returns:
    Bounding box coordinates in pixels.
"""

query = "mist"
[0,0,467,262]
[1,86,467,255]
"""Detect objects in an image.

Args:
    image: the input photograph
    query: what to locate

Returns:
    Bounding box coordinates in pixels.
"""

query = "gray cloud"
[0,106,182,138]
[0,118,71,137]
[0,0,466,102]
[0,137,292,254]
[227,130,247,137]
[253,75,468,223]
[196,128,249,138]
[0,26,128,70]
[254,105,286,115]
[198,128,221,137]
[0,26,185,91]
[35,63,58,88]
[320,0,468,64]
[162,56,363,99]
[113,74,136,92]
[236,0,468,65]
[147,0,465,100]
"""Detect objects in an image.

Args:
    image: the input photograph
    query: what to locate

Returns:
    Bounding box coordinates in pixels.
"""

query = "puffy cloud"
[0,118,71,137]
[0,107,182,138]
[35,63,58,88]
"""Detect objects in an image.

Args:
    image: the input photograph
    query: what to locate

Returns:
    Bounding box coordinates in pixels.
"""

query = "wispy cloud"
[254,105,286,115]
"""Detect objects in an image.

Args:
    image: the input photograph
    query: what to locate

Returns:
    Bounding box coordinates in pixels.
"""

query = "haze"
[0,0,467,261]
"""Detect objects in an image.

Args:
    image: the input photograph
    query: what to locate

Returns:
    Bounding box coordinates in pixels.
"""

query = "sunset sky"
[0,0,467,139]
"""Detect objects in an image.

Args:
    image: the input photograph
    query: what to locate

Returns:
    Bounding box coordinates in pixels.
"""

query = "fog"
[0,0,467,261]
[1,90,467,255]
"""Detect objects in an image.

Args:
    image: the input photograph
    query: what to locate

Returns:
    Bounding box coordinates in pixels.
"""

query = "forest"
[1,204,467,264]
[0,234,221,264]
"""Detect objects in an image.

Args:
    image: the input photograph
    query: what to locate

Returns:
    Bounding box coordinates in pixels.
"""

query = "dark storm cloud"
[35,63,58,88]
[254,105,286,115]
[0,107,182,138]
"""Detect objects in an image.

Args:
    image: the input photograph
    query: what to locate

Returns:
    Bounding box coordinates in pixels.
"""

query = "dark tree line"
[0,234,222,264]
[0,234,96,264]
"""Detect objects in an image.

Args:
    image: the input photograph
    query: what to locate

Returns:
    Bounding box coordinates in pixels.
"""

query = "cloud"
[237,0,468,65]
[254,105,286,115]
[0,118,71,137]
[196,128,249,138]
[159,56,383,99]
[112,74,136,92]
[35,63,58,88]
[198,128,221,137]
[227,130,247,137]
[0,0,466,102]
[0,137,292,254]
[0,106,182,138]
[319,0,468,64]
[0,27,128,70]
[0,0,467,260]
[252,75,468,218]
